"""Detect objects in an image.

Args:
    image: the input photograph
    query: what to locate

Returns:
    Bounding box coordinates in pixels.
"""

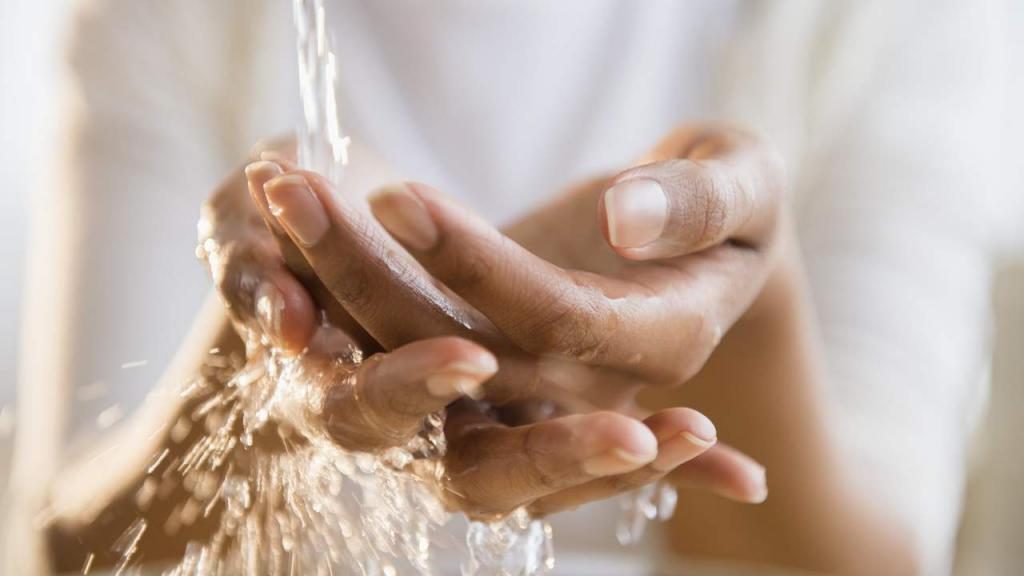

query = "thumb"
[599,129,783,260]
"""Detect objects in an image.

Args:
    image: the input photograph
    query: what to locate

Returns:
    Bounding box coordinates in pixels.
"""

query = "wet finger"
[669,442,768,503]
[527,408,717,516]
[368,182,642,367]
[323,338,497,451]
[442,403,657,517]
[245,161,377,351]
[261,170,488,350]
[206,229,317,353]
[600,126,783,260]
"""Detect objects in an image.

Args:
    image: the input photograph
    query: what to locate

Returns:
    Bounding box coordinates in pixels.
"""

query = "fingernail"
[368,184,439,251]
[245,160,282,181]
[425,358,497,400]
[583,448,655,476]
[255,282,283,343]
[245,161,286,231]
[687,412,718,444]
[750,467,768,503]
[264,174,329,247]
[426,374,483,400]
[604,178,668,248]
[651,432,718,472]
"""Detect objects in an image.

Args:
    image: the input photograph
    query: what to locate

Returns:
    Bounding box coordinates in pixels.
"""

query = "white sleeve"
[57,0,265,437]
[8,2,290,571]
[794,2,1010,572]
[8,1,269,571]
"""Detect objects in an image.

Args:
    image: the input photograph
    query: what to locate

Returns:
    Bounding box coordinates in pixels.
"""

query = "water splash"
[615,481,678,546]
[464,510,555,575]
[150,341,448,575]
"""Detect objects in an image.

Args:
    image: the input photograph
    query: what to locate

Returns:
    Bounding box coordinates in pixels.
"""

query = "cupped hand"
[199,140,735,519]
[232,125,775,512]
[368,125,784,401]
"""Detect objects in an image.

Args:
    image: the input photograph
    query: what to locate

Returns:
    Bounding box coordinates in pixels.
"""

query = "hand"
[368,125,784,401]
[198,141,728,519]
[240,125,775,513]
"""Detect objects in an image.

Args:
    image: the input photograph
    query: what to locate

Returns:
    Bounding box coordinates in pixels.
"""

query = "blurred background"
[1,1,1023,574]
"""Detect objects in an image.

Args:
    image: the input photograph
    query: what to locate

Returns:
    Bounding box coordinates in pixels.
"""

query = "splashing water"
[160,343,456,575]
[615,481,678,547]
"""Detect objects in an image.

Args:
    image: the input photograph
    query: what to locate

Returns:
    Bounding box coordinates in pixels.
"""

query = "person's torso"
[255,0,740,225]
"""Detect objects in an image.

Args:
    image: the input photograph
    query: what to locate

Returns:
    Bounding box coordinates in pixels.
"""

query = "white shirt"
[8,1,1015,574]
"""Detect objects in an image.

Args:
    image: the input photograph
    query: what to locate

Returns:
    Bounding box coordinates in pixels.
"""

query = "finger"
[249,135,297,163]
[599,126,783,260]
[250,163,549,404]
[442,403,657,517]
[323,337,497,451]
[669,442,768,503]
[246,161,378,351]
[368,182,637,366]
[213,250,316,353]
[527,408,717,516]
[260,170,488,350]
[203,173,317,353]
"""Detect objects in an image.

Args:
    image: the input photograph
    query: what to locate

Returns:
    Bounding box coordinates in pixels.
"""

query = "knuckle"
[440,236,495,291]
[522,426,565,492]
[444,436,524,517]
[327,263,373,309]
[524,290,616,362]
[664,312,720,385]
[690,168,729,247]
[326,373,413,451]
[374,382,426,421]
